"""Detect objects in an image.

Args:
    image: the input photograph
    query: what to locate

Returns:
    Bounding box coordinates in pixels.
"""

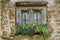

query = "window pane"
[33,10,41,23]
[38,13,41,19]
[34,13,37,19]
[21,10,29,24]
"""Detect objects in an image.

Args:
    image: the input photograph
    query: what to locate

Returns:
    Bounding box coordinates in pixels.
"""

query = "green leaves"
[12,23,52,40]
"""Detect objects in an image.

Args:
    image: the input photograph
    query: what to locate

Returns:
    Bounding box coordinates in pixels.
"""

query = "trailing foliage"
[12,23,52,40]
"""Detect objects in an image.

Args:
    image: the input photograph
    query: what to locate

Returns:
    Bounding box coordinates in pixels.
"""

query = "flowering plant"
[12,23,52,40]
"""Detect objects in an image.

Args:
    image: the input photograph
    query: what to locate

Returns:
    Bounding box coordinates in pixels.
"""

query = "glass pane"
[34,13,37,19]
[38,12,41,19]
[33,10,41,23]
[21,10,29,24]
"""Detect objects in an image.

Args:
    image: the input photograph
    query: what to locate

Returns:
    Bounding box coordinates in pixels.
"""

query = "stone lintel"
[16,1,48,7]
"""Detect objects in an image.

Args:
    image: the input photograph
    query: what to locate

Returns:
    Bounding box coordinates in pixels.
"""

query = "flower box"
[11,23,52,40]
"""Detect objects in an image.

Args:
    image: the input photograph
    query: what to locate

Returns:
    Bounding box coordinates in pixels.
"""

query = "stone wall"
[0,0,60,40]
[1,0,15,37]
[0,0,1,34]
[47,0,60,40]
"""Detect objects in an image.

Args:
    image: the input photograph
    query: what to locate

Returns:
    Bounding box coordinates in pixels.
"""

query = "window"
[33,10,41,24]
[17,7,46,25]
[21,10,30,24]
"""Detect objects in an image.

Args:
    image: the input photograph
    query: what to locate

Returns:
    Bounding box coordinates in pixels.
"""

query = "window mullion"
[29,9,33,23]
[36,13,38,23]
[24,14,26,24]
